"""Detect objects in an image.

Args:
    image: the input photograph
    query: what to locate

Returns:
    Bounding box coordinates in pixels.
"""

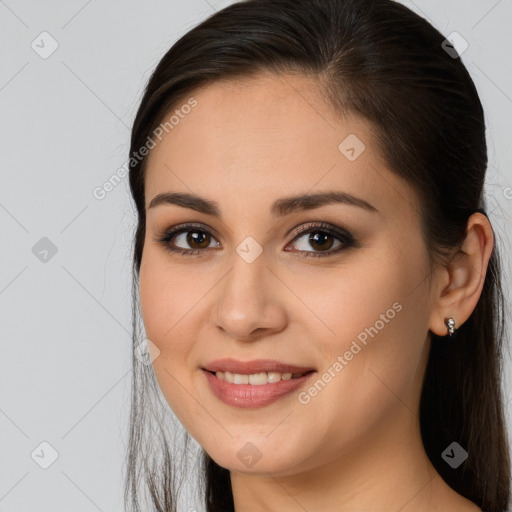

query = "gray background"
[0,1,511,511]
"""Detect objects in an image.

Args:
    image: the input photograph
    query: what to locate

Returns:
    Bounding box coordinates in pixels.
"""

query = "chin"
[211,451,298,475]
[200,433,309,476]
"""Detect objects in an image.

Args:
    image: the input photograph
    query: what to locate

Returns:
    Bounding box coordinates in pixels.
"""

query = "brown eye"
[184,231,211,249]
[169,229,219,251]
[290,230,341,253]
[157,224,221,256]
[286,222,355,258]
[307,232,335,251]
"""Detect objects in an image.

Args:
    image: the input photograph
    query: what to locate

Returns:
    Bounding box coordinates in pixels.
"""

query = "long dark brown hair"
[124,1,511,510]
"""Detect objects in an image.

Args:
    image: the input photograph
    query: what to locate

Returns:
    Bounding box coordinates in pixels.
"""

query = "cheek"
[138,250,192,384]
[138,246,213,418]
[139,246,196,350]
[287,241,427,354]
[295,243,432,443]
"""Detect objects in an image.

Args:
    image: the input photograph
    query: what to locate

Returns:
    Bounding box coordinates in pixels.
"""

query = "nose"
[212,250,288,342]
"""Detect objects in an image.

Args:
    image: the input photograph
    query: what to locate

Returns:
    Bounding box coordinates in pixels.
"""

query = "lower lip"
[202,369,315,408]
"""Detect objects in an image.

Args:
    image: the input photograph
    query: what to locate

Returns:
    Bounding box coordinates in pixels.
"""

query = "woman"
[125,0,511,510]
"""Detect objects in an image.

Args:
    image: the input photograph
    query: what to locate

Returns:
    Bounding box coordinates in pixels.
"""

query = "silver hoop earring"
[445,317,456,337]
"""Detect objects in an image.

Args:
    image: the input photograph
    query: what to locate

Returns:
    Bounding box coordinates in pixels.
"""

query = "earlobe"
[428,212,494,337]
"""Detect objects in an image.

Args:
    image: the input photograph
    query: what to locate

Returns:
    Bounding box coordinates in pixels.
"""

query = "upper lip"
[203,358,316,374]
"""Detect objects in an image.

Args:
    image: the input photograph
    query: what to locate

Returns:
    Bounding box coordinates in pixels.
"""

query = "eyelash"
[155,222,356,259]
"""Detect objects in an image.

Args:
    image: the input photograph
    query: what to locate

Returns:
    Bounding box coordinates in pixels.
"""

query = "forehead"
[147,73,369,175]
[144,73,418,220]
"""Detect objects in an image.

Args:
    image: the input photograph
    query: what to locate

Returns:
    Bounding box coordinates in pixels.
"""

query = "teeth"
[215,370,306,385]
[233,373,249,384]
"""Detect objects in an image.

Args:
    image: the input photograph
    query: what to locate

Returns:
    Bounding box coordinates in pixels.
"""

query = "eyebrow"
[148,190,378,217]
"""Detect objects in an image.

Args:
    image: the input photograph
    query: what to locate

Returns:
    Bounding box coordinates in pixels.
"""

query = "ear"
[429,212,494,336]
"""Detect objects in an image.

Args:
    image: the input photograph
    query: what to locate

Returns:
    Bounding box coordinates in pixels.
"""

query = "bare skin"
[138,72,491,511]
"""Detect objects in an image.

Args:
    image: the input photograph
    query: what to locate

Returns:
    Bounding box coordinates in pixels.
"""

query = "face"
[139,73,436,477]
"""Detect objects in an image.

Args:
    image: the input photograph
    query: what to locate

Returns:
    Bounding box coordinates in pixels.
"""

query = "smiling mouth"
[205,369,314,385]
